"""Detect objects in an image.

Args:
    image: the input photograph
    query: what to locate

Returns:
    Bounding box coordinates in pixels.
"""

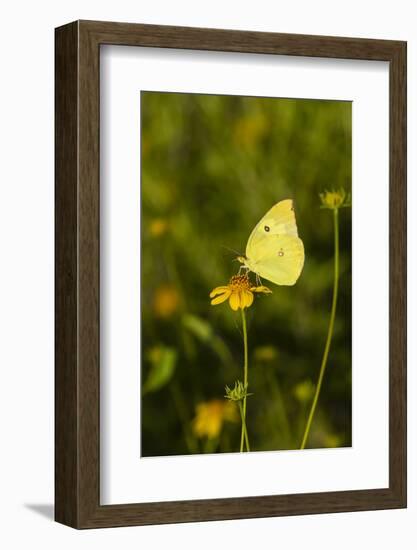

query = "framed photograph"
[55,20,406,528]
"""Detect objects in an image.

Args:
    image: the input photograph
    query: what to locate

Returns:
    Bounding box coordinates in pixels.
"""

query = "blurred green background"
[140,91,352,456]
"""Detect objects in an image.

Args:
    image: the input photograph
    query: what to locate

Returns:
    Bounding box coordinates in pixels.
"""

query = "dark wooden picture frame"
[55,20,407,529]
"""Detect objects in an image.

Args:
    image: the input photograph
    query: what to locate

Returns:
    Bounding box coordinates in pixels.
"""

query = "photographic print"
[55,21,406,527]
[141,91,352,457]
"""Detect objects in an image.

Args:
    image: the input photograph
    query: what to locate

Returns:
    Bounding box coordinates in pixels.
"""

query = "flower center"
[229,274,251,291]
[325,192,343,206]
[319,188,349,210]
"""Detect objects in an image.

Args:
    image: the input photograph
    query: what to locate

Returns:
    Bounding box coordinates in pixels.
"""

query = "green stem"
[240,308,250,452]
[170,382,199,454]
[265,368,292,446]
[238,401,250,452]
[300,208,340,450]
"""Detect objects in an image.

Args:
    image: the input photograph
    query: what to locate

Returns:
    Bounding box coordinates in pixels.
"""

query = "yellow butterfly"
[237,199,305,286]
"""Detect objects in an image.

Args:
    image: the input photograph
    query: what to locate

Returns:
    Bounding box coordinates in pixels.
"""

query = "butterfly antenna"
[220,245,242,258]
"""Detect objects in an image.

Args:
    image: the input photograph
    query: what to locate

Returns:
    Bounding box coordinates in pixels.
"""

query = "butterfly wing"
[246,199,298,256]
[245,200,304,286]
[245,234,304,286]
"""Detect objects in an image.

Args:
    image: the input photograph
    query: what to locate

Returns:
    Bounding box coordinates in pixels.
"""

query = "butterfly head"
[236,255,247,264]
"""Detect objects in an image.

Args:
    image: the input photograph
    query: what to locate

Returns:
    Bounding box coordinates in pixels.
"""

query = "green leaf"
[143,346,177,394]
[182,314,212,342]
[182,314,232,365]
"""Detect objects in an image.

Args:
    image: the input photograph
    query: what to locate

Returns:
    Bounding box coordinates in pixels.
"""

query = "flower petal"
[211,289,231,305]
[210,285,230,298]
[242,290,254,308]
[229,291,241,311]
[251,285,272,294]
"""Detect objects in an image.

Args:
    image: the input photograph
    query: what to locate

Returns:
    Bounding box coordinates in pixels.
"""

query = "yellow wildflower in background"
[233,113,269,148]
[192,399,238,439]
[293,379,315,403]
[210,274,271,311]
[149,218,168,237]
[323,433,342,448]
[153,284,181,318]
[319,188,351,210]
[254,345,278,363]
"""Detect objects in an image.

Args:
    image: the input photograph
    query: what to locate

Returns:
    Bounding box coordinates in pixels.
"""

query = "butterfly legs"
[237,264,263,287]
[238,265,250,277]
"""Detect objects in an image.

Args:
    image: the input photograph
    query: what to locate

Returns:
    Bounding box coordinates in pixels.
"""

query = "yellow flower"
[210,274,271,311]
[293,379,315,403]
[149,218,168,237]
[254,345,278,363]
[324,433,343,448]
[319,188,351,210]
[192,399,238,439]
[233,113,269,148]
[153,285,181,318]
